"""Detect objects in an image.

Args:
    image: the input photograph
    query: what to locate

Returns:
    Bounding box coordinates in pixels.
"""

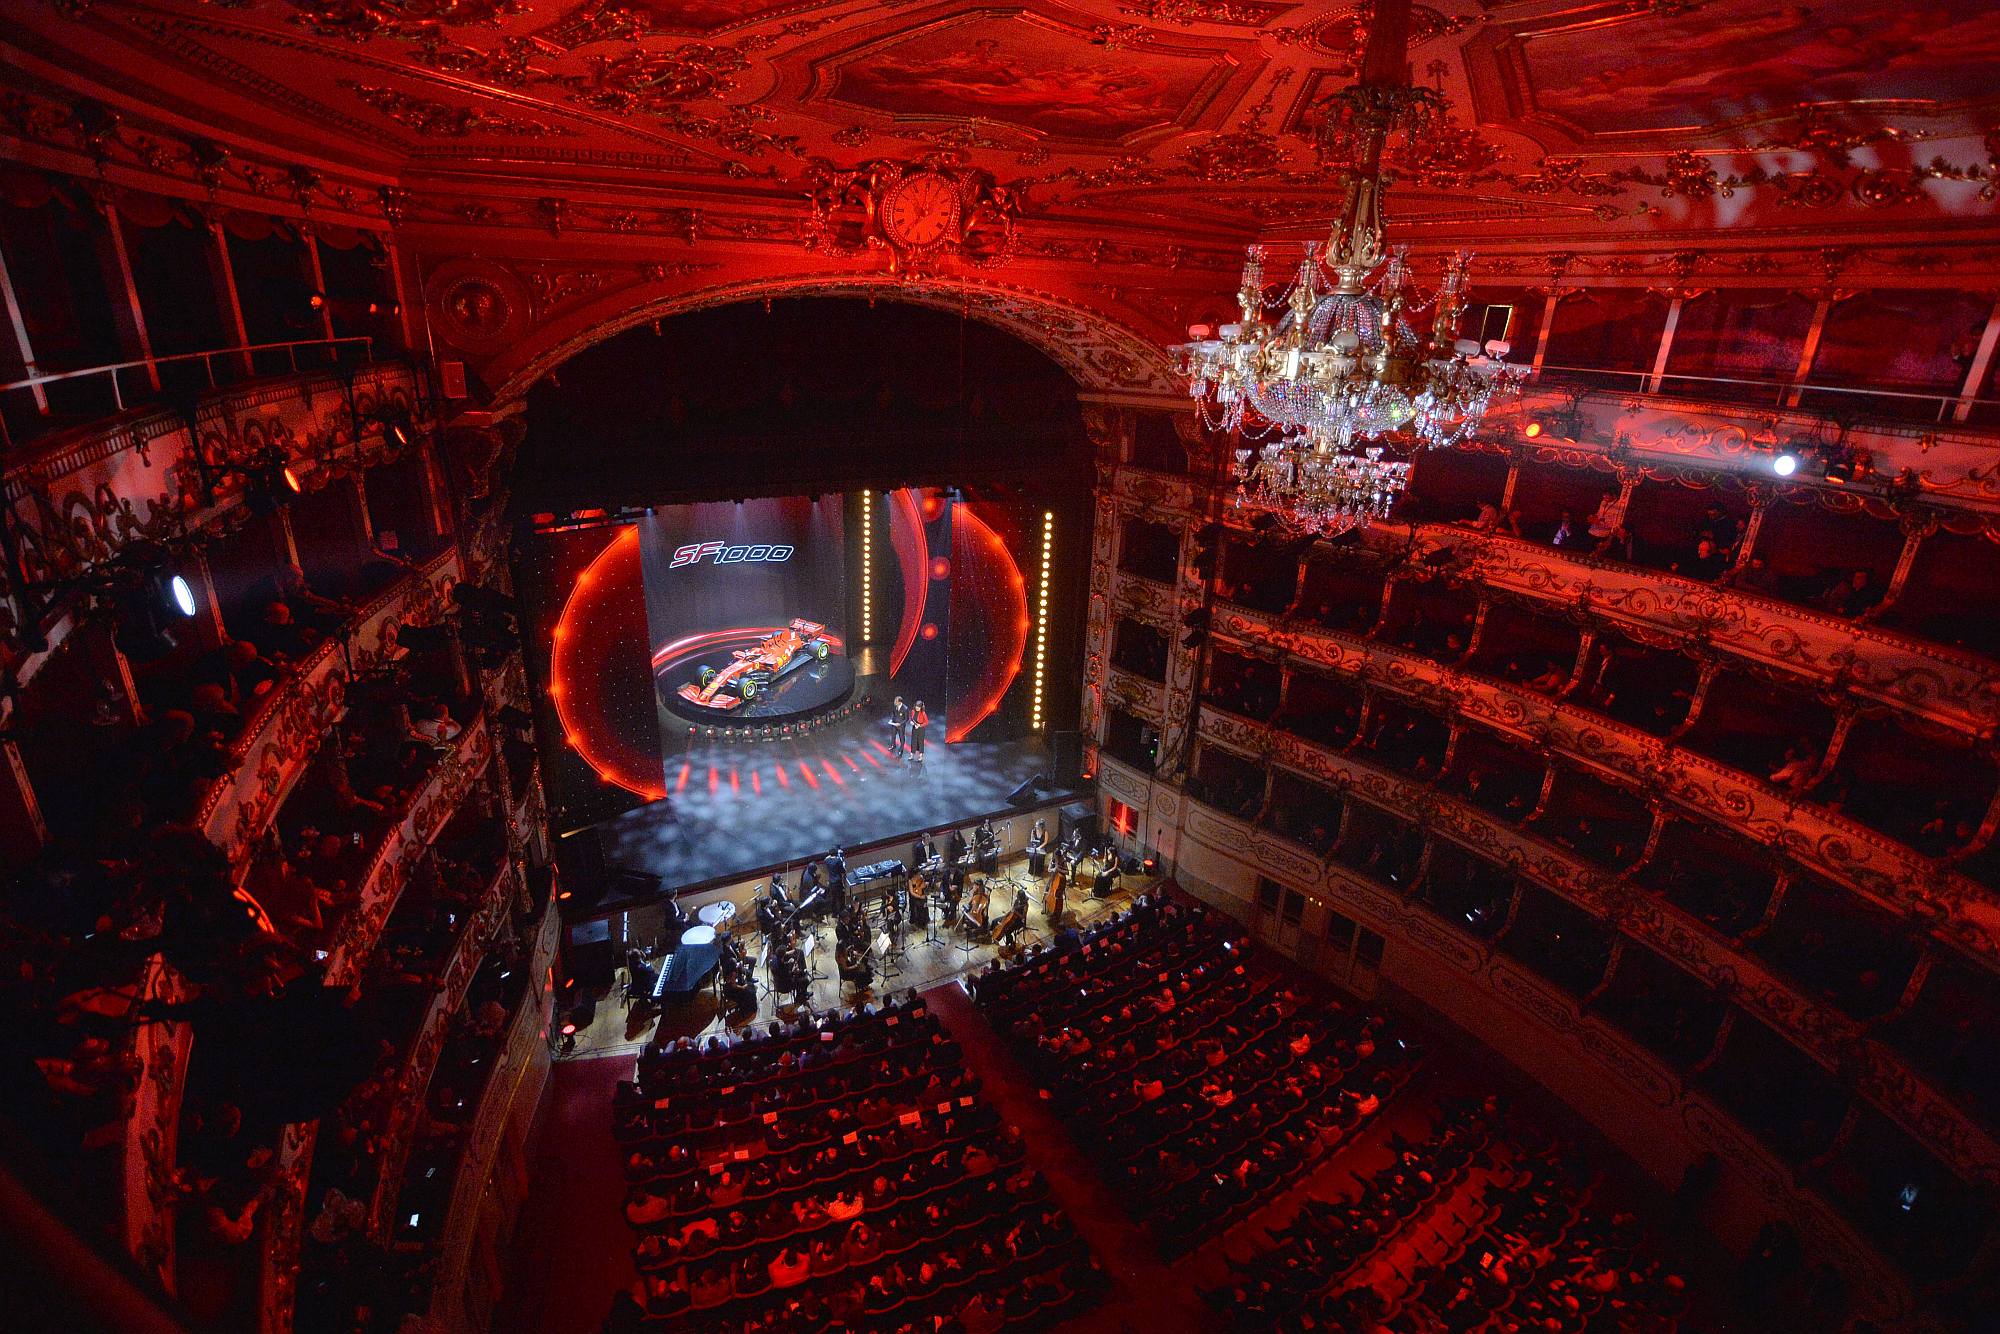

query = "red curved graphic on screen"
[946,505,1028,741]
[549,526,663,800]
[886,488,928,676]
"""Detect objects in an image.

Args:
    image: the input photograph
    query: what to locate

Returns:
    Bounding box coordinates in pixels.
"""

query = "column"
[207,219,253,377]
[0,235,48,413]
[1644,297,1684,393]
[98,206,159,393]
[0,739,49,863]
[1784,299,1833,409]
[1951,296,2000,423]
[301,230,337,344]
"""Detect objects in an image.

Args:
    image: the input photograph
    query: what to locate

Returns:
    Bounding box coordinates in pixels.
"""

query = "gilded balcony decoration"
[1186,705,2000,1193]
[1186,593,1999,966]
[1158,784,1913,1328]
[2,363,423,666]
[1104,462,2000,737]
[365,861,518,1236]
[198,551,462,861]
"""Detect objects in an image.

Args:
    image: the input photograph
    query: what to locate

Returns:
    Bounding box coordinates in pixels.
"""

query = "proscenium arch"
[489,273,1181,409]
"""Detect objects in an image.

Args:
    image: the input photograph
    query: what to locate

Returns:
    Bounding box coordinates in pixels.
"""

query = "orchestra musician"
[992,886,1030,943]
[755,877,790,935]
[975,818,1000,874]
[720,939,757,1013]
[1026,819,1048,877]
[959,878,992,938]
[1043,846,1070,926]
[1092,847,1121,898]
[907,865,931,929]
[946,828,969,868]
[912,832,937,869]
[941,864,965,919]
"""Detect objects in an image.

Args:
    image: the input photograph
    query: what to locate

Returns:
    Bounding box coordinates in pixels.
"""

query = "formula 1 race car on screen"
[676,619,831,710]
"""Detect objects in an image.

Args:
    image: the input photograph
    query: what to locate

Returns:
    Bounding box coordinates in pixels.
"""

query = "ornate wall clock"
[805,156,1020,274]
[879,171,963,254]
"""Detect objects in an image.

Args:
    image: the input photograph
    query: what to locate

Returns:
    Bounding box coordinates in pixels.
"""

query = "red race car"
[676,619,831,710]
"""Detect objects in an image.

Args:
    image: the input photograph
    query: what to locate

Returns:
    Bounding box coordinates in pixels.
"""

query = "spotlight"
[165,572,197,619]
[1772,450,1800,477]
[1824,454,1856,484]
[281,464,304,494]
[1523,420,1544,439]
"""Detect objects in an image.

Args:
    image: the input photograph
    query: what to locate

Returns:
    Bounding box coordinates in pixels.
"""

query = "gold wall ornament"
[803,155,1021,273]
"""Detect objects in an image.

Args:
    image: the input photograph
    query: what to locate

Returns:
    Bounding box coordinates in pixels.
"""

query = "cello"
[959,878,992,938]
[1043,851,1069,925]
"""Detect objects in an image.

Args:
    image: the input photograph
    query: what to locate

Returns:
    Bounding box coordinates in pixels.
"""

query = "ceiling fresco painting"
[825,14,1237,144]
[0,0,1994,336]
[1516,0,2000,135]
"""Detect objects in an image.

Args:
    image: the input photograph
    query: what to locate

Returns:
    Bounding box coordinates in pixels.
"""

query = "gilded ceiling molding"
[479,270,1182,406]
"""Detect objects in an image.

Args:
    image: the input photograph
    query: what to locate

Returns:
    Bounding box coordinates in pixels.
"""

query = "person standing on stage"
[909,700,928,767]
[825,846,848,915]
[888,696,908,755]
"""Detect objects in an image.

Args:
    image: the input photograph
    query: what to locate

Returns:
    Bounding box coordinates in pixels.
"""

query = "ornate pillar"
[1881,508,1936,610]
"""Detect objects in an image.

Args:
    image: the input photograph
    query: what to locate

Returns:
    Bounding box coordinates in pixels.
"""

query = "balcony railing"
[0,337,379,447]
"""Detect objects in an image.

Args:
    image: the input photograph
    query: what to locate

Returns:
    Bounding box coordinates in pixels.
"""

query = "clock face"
[880,173,961,250]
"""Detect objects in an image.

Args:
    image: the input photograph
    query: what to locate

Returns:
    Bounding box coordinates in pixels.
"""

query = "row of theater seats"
[604,997,1107,1333]
[1203,1094,1691,1334]
[974,895,1421,1254]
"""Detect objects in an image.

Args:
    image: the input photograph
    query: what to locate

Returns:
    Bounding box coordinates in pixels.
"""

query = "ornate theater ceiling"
[5,0,1998,392]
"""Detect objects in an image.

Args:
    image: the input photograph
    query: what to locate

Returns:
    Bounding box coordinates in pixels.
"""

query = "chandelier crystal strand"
[1171,0,1528,538]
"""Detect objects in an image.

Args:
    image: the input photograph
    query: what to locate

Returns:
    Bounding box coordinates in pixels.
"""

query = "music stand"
[875,929,906,984]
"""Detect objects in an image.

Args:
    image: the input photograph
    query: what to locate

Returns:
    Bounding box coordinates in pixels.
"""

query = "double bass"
[1043,850,1069,924]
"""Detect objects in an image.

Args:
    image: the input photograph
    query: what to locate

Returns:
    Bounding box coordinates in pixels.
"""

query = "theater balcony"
[0,185,549,1332]
[1085,374,2000,1323]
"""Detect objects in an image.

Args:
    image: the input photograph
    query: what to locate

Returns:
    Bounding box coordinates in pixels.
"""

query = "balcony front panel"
[1191,706,2000,1191]
[1160,789,1911,1326]
[1194,593,1996,969]
[199,551,461,860]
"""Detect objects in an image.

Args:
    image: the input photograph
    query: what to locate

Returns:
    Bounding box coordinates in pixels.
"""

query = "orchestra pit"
[3,3,2000,1332]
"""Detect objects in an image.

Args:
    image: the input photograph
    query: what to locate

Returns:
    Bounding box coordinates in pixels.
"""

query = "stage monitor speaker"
[564,918,616,992]
[1058,801,1096,847]
[1006,773,1048,806]
[1050,730,1084,787]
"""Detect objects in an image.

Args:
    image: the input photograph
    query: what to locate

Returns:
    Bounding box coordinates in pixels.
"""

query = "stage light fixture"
[1030,511,1055,731]
[165,572,197,618]
[1523,420,1544,439]
[859,490,874,645]
[1772,450,1800,477]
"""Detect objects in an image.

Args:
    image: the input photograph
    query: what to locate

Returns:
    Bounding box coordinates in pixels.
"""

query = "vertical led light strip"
[859,490,873,644]
[1031,510,1053,731]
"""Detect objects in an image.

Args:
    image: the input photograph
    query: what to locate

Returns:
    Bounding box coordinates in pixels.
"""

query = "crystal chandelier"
[1172,0,1528,537]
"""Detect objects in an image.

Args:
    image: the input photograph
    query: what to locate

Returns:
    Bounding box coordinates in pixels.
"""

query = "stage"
[589,702,1076,899]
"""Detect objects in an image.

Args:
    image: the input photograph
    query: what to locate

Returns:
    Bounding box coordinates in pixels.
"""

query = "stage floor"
[592,707,1069,896]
